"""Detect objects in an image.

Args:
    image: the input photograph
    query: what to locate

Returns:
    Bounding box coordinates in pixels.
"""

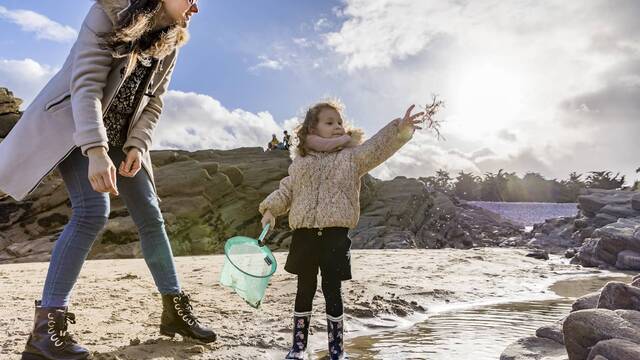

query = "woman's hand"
[397,104,425,138]
[261,210,276,231]
[119,147,143,178]
[87,147,119,195]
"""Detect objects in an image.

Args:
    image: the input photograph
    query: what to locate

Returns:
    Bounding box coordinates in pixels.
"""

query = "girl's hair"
[294,99,345,158]
[98,0,189,74]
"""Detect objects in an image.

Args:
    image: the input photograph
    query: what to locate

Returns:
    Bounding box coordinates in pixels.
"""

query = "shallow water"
[314,274,633,360]
[468,201,579,227]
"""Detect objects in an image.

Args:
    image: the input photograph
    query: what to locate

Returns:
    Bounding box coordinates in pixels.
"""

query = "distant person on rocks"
[268,133,280,151]
[0,1,217,359]
[283,130,292,150]
[259,100,425,359]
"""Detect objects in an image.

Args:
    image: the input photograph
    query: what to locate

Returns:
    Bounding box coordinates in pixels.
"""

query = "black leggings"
[294,273,343,317]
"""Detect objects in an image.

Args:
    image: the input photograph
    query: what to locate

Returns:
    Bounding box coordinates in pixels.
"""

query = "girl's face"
[314,108,346,138]
[162,0,199,28]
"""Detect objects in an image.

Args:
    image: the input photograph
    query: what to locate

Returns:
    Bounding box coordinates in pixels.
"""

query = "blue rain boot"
[285,311,311,359]
[327,314,348,360]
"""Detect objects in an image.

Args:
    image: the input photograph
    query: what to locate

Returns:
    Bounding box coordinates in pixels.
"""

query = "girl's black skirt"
[284,227,352,281]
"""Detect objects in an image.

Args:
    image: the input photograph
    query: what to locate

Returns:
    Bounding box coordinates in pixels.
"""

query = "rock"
[600,204,640,219]
[220,165,244,187]
[524,216,579,251]
[565,248,577,258]
[500,336,567,360]
[616,250,640,270]
[587,338,640,360]
[0,88,22,114]
[597,282,640,311]
[526,249,550,260]
[0,112,21,138]
[5,236,55,257]
[535,318,565,344]
[563,309,640,360]
[593,213,619,228]
[578,189,636,217]
[0,234,10,252]
[589,218,640,267]
[0,141,525,262]
[572,292,601,312]
[575,238,609,268]
[632,193,640,211]
[0,88,22,138]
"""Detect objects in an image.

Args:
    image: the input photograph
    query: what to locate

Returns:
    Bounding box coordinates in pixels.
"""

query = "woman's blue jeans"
[41,147,181,307]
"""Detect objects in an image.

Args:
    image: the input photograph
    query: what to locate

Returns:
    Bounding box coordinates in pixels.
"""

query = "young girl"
[259,100,424,359]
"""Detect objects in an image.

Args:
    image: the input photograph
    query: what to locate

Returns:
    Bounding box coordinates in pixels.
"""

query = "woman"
[0,1,216,359]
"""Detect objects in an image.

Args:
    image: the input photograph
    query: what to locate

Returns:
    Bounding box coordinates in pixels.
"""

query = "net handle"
[258,223,270,245]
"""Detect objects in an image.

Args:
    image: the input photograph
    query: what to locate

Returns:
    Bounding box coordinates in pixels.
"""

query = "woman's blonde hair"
[293,99,346,158]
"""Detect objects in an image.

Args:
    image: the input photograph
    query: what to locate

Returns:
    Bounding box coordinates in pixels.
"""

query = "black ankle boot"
[160,291,217,343]
[285,311,311,359]
[21,300,91,360]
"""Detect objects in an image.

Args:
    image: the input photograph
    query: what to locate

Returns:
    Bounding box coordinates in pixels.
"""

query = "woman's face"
[162,0,199,28]
[314,108,346,138]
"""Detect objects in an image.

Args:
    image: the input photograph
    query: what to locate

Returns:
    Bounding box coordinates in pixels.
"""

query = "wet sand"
[0,248,616,359]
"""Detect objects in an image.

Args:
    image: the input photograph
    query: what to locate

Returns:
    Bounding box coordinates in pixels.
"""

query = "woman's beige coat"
[0,0,178,201]
[259,119,414,230]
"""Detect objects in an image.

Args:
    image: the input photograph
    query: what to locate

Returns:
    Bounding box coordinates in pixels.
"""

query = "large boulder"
[597,282,640,311]
[578,189,636,218]
[587,338,640,360]
[563,309,640,360]
[572,291,602,312]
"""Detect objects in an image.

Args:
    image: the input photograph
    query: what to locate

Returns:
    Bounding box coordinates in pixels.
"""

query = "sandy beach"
[0,247,612,359]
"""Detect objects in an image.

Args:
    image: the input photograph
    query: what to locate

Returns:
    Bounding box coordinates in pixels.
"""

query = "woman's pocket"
[44,92,71,113]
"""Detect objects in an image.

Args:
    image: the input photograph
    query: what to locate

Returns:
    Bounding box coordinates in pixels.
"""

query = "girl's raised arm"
[352,105,423,175]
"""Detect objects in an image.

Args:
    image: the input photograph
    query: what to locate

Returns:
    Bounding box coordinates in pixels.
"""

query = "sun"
[449,61,527,137]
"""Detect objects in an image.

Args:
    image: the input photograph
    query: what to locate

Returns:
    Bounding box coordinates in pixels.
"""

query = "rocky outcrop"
[0,147,524,263]
[0,147,293,262]
[520,188,640,271]
[501,274,640,360]
[0,87,22,139]
[345,177,522,250]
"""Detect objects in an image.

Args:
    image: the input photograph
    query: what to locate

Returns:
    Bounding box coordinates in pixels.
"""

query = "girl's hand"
[87,147,119,195]
[119,147,143,178]
[398,104,425,137]
[261,210,276,231]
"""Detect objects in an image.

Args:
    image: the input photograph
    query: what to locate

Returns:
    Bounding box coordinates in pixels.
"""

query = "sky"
[0,0,639,183]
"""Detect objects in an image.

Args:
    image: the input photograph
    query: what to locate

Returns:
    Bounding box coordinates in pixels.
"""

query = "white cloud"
[0,58,58,106]
[0,6,77,43]
[153,90,286,151]
[314,18,332,32]
[249,55,285,72]
[306,0,640,182]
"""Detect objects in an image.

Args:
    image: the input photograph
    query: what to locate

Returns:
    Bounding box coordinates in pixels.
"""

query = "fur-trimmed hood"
[96,0,189,60]
[97,0,134,24]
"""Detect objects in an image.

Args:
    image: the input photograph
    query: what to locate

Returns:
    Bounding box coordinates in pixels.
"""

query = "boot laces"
[173,292,198,326]
[47,311,78,347]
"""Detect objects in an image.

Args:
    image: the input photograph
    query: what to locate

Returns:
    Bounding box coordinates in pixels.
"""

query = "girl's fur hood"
[290,126,366,159]
[96,0,189,59]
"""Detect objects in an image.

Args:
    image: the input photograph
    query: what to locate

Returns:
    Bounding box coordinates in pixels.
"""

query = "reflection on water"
[315,275,633,360]
[468,201,579,227]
